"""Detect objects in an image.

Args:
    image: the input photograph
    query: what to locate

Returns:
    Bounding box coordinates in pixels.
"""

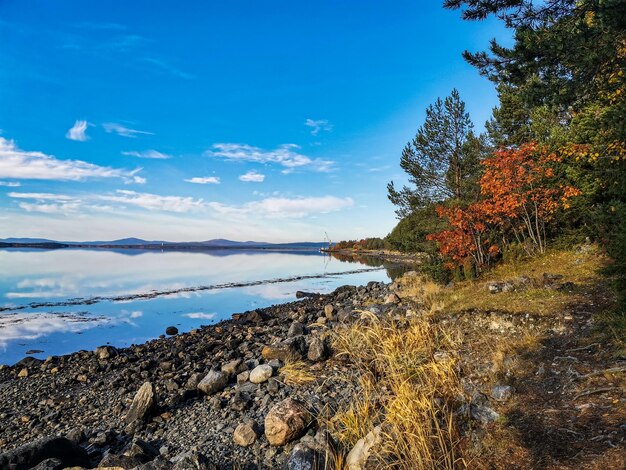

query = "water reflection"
[0,249,392,364]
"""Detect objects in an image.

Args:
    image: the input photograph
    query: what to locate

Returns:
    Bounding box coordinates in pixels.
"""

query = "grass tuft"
[330,314,464,469]
[281,359,317,386]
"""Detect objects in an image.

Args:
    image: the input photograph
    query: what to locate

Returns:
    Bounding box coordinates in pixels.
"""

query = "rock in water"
[265,398,311,446]
[197,370,229,395]
[125,382,157,425]
[165,326,178,335]
[249,364,273,384]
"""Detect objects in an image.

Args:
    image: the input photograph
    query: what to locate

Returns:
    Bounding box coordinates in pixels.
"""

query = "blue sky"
[0,1,509,242]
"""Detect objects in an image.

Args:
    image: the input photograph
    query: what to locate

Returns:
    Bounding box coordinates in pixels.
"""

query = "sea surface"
[0,248,400,365]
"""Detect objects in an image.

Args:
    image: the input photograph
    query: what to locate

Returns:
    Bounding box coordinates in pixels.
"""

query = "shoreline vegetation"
[1,245,624,468]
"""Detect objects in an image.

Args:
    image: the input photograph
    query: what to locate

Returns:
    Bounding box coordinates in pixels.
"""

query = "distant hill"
[0,237,327,250]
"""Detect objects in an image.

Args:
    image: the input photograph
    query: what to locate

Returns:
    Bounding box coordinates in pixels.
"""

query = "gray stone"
[197,370,229,395]
[237,370,250,384]
[287,443,323,470]
[125,381,157,425]
[491,385,514,401]
[288,322,305,337]
[470,404,500,423]
[307,338,327,362]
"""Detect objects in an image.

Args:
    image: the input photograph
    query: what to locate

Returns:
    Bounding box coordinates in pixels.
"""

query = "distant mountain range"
[0,237,327,250]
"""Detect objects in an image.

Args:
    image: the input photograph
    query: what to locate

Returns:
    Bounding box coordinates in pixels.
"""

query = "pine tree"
[387,89,482,217]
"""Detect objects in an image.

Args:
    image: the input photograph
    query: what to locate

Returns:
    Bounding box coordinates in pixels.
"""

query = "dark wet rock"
[125,381,157,426]
[165,326,179,335]
[25,349,44,355]
[197,370,229,395]
[265,398,312,446]
[0,436,90,470]
[15,356,43,368]
[295,291,318,299]
[232,309,269,323]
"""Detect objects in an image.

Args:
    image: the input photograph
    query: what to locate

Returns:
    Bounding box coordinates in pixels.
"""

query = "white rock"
[249,364,273,384]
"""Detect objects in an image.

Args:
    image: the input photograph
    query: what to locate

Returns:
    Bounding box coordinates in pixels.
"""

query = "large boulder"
[125,382,157,426]
[265,398,312,446]
[0,436,90,470]
[197,370,229,395]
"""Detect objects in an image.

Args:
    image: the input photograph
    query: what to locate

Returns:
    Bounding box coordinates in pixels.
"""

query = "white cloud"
[122,150,171,159]
[183,312,216,320]
[0,312,114,349]
[206,143,334,172]
[103,122,153,138]
[0,137,144,183]
[66,120,90,141]
[305,119,333,136]
[8,192,75,200]
[99,190,205,213]
[8,190,202,215]
[0,181,20,187]
[238,170,265,183]
[185,176,220,185]
[209,195,354,218]
[17,202,81,214]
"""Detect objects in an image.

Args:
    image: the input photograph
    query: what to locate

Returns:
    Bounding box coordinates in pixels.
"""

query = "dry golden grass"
[281,359,317,386]
[330,313,464,469]
[439,247,608,316]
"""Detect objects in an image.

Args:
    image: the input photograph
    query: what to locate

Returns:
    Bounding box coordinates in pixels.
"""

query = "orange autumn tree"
[428,142,581,269]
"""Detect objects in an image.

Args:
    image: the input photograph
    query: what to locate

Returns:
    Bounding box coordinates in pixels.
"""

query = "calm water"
[0,248,395,365]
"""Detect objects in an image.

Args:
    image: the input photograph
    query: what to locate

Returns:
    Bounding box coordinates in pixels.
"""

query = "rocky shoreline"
[2,253,624,469]
[0,280,402,469]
